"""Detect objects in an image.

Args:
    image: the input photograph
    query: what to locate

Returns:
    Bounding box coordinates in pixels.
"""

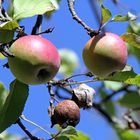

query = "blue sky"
[1,0,140,140]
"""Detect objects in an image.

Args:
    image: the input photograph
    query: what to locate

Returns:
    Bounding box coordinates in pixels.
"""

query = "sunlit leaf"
[0,53,5,59]
[121,33,140,49]
[68,131,90,140]
[0,131,19,140]
[104,81,123,91]
[127,22,140,35]
[56,130,90,140]
[98,65,140,86]
[112,15,130,22]
[101,4,112,24]
[118,90,140,108]
[13,0,57,20]
[46,0,61,18]
[61,126,77,136]
[112,12,137,22]
[0,21,19,30]
[0,80,29,133]
[114,125,140,140]
[50,0,61,10]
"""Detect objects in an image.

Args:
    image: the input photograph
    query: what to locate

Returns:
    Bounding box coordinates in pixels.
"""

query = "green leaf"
[0,80,29,133]
[112,15,130,22]
[114,125,140,140]
[112,12,137,22]
[68,131,90,140]
[0,53,5,59]
[0,30,14,43]
[0,83,9,111]
[127,22,140,35]
[50,0,61,10]
[121,33,140,49]
[101,4,112,24]
[118,90,140,108]
[61,126,77,136]
[0,21,19,30]
[59,49,79,77]
[104,81,123,91]
[0,21,19,43]
[13,0,57,20]
[0,131,19,140]
[98,65,140,86]
[56,131,90,140]
[45,0,61,18]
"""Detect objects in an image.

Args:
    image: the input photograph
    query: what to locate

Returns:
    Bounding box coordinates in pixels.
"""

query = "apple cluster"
[7,32,128,128]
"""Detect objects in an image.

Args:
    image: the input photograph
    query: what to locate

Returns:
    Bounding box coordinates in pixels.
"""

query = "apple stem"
[67,0,99,37]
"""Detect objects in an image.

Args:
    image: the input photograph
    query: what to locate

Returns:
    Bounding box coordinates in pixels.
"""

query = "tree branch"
[100,85,129,103]
[92,103,115,124]
[16,118,40,140]
[88,0,106,32]
[31,15,43,35]
[67,0,99,37]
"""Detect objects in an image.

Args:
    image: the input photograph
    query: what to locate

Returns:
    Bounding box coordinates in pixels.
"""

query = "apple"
[8,35,60,85]
[82,32,128,77]
[51,100,80,128]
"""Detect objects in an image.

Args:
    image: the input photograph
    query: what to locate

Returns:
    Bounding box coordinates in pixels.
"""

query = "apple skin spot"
[83,32,128,77]
[8,35,61,85]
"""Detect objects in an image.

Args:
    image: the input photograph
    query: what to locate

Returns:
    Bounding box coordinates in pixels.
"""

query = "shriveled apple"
[51,100,80,128]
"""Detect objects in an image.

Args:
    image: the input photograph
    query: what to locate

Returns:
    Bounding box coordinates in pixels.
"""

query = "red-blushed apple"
[82,32,128,77]
[8,35,60,85]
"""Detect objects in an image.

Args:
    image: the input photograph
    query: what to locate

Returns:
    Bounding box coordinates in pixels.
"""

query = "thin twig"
[50,78,98,86]
[20,115,52,137]
[65,72,94,81]
[36,28,54,35]
[100,85,129,103]
[16,118,39,140]
[67,0,99,37]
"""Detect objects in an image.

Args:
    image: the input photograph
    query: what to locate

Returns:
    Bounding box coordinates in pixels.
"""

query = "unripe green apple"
[8,35,60,85]
[83,32,128,77]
